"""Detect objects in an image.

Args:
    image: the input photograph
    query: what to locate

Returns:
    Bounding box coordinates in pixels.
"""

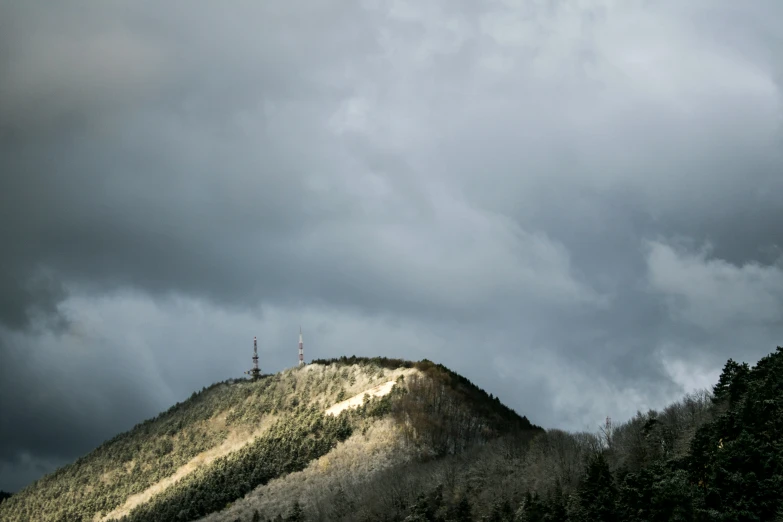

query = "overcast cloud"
[1,0,782,492]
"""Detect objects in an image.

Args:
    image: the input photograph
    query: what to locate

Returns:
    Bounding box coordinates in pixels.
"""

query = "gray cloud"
[1,0,782,490]
[646,240,783,330]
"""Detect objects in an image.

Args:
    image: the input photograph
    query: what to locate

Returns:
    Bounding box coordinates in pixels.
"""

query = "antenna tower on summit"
[245,336,261,380]
[298,327,305,366]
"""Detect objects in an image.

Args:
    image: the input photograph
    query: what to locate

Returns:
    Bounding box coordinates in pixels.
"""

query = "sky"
[1,0,782,492]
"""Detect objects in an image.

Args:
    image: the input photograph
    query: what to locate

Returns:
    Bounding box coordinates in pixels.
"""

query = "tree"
[446,496,472,522]
[486,497,514,522]
[688,348,783,520]
[407,484,444,521]
[331,484,355,520]
[712,359,750,406]
[545,480,569,522]
[618,463,696,522]
[517,492,545,522]
[576,453,618,522]
[285,501,305,522]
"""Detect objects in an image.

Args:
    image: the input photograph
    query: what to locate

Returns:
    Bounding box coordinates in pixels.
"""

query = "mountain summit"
[0,357,540,522]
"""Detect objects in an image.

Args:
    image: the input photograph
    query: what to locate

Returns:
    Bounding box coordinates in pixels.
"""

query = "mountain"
[2,349,782,522]
[0,357,539,522]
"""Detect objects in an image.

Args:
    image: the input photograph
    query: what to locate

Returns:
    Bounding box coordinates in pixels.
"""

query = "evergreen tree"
[545,480,568,522]
[486,497,514,522]
[407,484,444,521]
[618,463,695,522]
[516,491,546,522]
[576,453,618,522]
[446,496,472,522]
[712,359,750,406]
[285,501,305,522]
[686,348,783,520]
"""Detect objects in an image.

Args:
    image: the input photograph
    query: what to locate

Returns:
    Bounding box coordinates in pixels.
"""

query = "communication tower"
[298,327,305,366]
[245,336,261,380]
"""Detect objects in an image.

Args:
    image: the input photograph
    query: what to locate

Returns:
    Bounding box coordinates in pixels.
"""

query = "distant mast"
[298,327,305,366]
[245,336,261,380]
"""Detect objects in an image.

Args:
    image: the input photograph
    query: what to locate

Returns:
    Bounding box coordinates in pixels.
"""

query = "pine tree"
[407,484,444,521]
[545,480,568,522]
[446,496,472,522]
[486,497,514,521]
[517,491,545,522]
[712,359,750,406]
[577,453,618,522]
[285,501,304,522]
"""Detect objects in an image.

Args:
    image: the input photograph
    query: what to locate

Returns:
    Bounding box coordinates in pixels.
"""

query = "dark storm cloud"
[1,0,782,490]
[0,2,378,325]
[0,323,167,491]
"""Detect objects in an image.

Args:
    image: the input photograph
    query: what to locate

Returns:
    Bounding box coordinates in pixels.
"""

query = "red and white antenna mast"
[245,336,261,380]
[298,327,305,366]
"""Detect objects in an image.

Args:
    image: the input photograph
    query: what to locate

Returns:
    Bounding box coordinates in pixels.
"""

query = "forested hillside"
[286,349,781,522]
[0,357,538,522]
[1,349,781,522]
[199,350,783,521]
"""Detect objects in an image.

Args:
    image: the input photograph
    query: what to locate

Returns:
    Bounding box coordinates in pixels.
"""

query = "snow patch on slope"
[101,415,278,522]
[324,368,418,416]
